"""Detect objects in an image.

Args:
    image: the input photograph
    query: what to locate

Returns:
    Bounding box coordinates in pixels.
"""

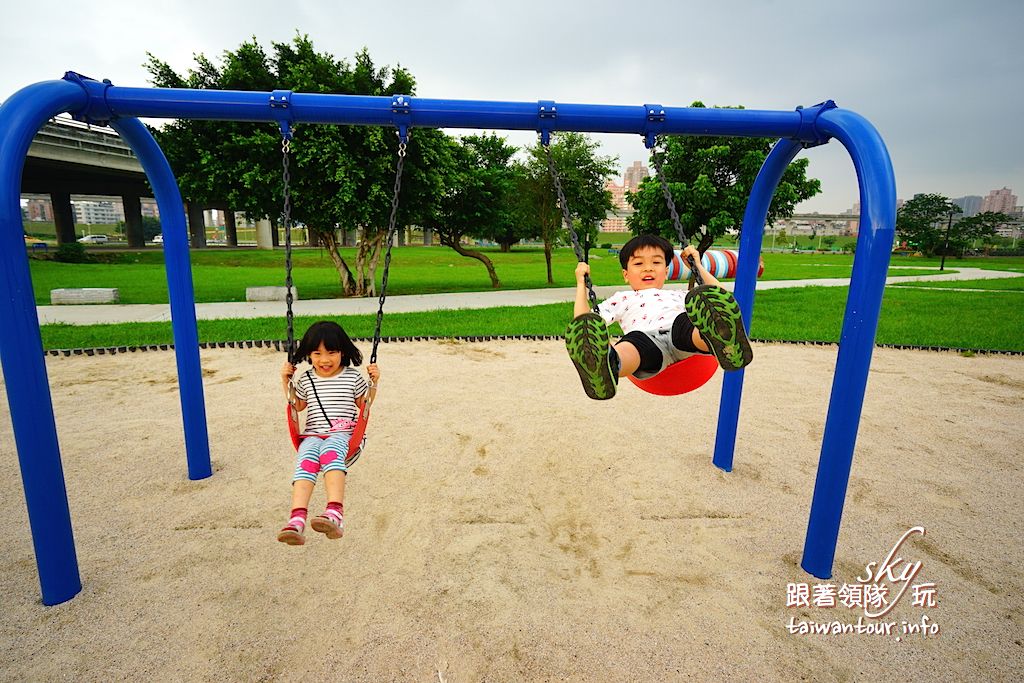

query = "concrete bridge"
[23,117,240,248]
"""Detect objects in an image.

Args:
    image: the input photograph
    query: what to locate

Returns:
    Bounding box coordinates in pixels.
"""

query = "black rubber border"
[43,336,1024,357]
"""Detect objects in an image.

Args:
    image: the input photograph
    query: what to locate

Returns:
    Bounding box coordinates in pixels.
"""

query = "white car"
[77,234,109,244]
[152,234,163,244]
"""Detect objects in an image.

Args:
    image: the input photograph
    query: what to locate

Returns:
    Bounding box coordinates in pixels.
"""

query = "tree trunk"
[443,237,501,288]
[355,230,385,297]
[544,238,554,284]
[317,229,357,296]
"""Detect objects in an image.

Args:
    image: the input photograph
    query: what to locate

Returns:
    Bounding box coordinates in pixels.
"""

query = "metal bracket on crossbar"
[63,72,115,126]
[538,100,557,146]
[270,89,294,140]
[391,94,411,144]
[794,100,837,148]
[642,103,666,149]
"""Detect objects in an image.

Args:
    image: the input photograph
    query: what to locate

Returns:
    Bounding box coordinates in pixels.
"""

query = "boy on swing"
[565,234,753,400]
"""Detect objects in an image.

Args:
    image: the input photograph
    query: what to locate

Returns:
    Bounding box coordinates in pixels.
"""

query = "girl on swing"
[277,321,380,545]
[566,234,753,400]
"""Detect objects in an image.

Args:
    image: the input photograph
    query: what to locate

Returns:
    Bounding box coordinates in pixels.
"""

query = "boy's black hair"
[294,320,363,367]
[619,234,675,269]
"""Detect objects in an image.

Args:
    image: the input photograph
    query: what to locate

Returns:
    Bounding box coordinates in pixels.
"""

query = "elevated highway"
[23,117,233,247]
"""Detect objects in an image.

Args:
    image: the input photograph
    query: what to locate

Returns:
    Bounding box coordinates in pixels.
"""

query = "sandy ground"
[0,340,1022,682]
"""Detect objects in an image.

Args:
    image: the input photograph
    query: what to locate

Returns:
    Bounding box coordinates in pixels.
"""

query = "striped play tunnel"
[666,249,764,281]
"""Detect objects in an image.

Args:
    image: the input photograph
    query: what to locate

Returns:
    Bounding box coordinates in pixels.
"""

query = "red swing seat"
[626,354,719,396]
[287,400,370,468]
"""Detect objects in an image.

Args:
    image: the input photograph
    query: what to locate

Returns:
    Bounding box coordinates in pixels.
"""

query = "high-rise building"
[72,200,118,225]
[623,161,649,192]
[24,196,53,222]
[140,199,160,219]
[981,187,1017,214]
[601,179,630,232]
[952,196,982,217]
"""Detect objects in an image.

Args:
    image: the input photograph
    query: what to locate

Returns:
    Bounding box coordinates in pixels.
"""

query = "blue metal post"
[109,118,212,480]
[0,80,88,605]
[712,139,804,472]
[800,109,897,578]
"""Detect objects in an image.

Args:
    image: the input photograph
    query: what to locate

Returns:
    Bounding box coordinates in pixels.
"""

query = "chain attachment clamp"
[538,100,557,146]
[642,103,666,149]
[391,95,411,144]
[270,89,294,141]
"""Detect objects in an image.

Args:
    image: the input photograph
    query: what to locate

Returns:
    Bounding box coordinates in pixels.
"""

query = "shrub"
[54,242,93,263]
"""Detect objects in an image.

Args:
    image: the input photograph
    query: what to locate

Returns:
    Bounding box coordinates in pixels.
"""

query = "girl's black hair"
[619,234,675,269]
[294,320,363,367]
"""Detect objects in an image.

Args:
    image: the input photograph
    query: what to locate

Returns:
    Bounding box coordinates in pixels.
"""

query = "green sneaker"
[684,285,753,372]
[565,312,618,400]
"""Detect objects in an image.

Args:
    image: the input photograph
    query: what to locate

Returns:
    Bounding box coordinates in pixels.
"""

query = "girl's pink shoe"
[310,508,344,539]
[277,516,306,546]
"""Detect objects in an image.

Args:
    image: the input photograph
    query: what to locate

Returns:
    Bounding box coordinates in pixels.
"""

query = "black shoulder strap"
[304,369,333,426]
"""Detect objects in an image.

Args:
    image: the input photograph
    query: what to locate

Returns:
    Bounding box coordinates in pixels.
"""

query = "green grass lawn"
[28,247,966,305]
[891,277,1024,291]
[39,286,1024,353]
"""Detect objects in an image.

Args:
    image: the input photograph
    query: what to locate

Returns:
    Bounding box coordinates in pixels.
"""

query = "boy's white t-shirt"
[597,288,688,333]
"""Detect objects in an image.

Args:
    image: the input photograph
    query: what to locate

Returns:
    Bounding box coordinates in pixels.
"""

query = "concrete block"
[50,288,120,305]
[246,286,298,302]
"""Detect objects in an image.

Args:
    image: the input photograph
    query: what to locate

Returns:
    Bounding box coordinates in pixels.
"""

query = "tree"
[895,194,961,255]
[627,102,820,253]
[948,211,1009,255]
[116,216,162,241]
[422,134,520,287]
[521,133,616,283]
[146,35,440,296]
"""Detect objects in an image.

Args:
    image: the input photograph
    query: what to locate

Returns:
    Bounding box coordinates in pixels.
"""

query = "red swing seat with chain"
[544,132,722,398]
[627,353,718,396]
[287,400,370,467]
[279,125,407,469]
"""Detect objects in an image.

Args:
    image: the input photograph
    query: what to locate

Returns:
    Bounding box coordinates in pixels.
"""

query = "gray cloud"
[2,0,1020,212]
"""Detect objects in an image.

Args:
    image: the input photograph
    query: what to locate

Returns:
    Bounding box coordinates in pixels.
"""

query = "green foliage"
[420,134,523,286]
[53,242,92,263]
[627,102,820,251]
[145,35,437,296]
[119,216,162,241]
[520,133,617,282]
[895,194,961,255]
[951,211,1011,253]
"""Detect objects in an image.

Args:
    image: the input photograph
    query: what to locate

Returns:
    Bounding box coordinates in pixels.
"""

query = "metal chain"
[282,136,296,362]
[370,138,407,365]
[542,138,598,312]
[652,150,703,289]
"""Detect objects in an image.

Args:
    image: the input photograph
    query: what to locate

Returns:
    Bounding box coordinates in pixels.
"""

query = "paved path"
[34,267,1023,326]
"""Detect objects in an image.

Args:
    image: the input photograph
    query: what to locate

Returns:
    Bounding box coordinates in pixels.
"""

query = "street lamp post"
[940,210,954,271]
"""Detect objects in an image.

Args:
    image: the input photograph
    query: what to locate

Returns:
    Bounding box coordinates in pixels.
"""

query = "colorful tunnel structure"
[666,249,765,282]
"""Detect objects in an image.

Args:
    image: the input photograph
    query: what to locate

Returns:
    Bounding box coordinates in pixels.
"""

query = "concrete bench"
[50,288,120,305]
[246,286,298,302]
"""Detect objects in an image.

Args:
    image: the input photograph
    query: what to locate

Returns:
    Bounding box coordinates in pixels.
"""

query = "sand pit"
[1,340,1022,680]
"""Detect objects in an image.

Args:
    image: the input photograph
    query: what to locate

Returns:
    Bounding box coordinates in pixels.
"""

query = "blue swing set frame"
[0,72,896,605]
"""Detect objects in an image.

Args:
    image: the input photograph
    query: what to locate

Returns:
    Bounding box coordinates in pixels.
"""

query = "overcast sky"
[2,0,1021,213]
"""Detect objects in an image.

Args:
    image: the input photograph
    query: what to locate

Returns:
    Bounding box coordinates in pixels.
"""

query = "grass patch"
[39,287,1024,353]
[30,247,963,305]
[889,277,1024,291]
